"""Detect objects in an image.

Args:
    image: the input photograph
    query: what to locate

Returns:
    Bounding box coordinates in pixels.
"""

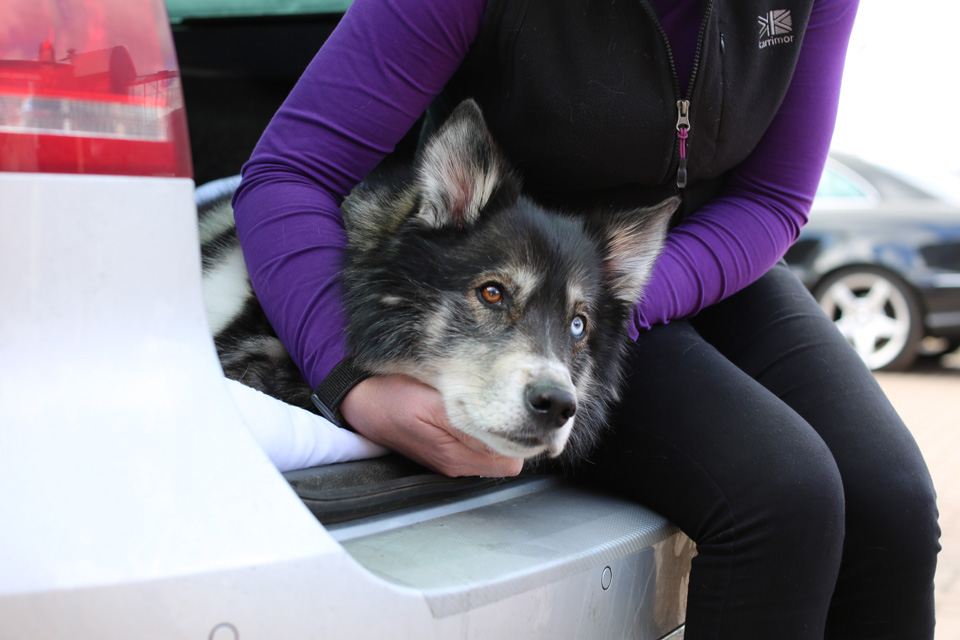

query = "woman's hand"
[340,375,524,478]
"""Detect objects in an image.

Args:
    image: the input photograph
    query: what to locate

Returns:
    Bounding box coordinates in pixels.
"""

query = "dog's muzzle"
[526,381,577,429]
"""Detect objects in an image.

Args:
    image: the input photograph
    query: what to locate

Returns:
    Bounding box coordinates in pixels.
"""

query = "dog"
[200,99,677,462]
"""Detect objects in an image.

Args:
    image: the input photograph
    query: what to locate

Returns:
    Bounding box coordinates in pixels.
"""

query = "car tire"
[813,266,923,371]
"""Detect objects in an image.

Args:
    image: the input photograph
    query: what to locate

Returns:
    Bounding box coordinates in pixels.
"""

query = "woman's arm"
[633,0,860,334]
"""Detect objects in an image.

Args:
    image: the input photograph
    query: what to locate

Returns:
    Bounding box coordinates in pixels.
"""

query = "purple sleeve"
[631,0,860,337]
[232,0,486,387]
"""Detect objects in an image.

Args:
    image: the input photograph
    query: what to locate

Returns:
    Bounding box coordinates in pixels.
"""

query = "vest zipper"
[639,0,715,189]
[676,99,690,188]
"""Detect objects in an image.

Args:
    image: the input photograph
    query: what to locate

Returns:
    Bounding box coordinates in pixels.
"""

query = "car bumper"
[921,275,960,336]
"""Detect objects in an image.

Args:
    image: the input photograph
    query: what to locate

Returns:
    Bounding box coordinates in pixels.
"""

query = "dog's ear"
[596,197,679,303]
[413,99,519,229]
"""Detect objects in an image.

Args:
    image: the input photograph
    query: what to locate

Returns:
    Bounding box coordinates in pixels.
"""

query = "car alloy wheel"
[815,266,923,371]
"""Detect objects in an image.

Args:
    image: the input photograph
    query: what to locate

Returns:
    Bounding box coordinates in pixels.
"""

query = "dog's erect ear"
[413,99,518,229]
[597,197,679,303]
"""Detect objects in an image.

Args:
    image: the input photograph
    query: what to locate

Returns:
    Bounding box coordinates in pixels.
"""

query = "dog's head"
[343,100,678,460]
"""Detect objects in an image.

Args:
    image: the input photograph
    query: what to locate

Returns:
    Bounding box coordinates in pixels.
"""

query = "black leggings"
[576,262,941,639]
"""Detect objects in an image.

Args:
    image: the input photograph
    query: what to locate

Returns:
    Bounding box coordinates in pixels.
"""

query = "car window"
[816,168,867,199]
[166,0,352,23]
[813,159,882,209]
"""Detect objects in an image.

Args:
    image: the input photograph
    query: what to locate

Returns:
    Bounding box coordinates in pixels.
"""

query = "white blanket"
[226,379,389,472]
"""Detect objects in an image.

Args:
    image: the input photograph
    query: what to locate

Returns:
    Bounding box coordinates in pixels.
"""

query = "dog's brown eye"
[478,284,503,305]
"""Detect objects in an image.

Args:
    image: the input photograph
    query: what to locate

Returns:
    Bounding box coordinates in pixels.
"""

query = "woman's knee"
[826,465,940,636]
[705,437,847,558]
[847,465,941,570]
[688,442,847,621]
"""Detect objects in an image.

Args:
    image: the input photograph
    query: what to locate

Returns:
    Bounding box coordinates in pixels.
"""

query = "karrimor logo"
[758,9,794,49]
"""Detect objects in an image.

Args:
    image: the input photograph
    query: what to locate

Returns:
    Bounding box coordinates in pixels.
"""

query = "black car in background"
[786,154,960,371]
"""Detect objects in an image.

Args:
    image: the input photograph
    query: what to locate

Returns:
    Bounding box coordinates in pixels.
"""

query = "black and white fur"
[200,100,677,462]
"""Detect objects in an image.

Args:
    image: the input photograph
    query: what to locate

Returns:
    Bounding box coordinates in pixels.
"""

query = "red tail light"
[0,0,192,177]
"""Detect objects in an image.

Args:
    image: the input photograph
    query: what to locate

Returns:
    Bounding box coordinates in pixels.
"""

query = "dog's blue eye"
[570,315,586,338]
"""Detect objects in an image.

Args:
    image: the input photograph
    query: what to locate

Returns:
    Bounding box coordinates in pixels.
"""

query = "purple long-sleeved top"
[233,0,859,389]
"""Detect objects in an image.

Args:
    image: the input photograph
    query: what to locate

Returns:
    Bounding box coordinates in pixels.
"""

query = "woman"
[232,0,940,637]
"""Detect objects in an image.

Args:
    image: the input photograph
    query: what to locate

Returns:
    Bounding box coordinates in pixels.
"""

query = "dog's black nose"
[526,383,576,429]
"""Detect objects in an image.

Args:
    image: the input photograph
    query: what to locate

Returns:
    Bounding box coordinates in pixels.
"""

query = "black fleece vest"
[431,0,815,218]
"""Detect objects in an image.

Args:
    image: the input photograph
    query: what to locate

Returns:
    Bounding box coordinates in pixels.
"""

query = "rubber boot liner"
[284,454,518,524]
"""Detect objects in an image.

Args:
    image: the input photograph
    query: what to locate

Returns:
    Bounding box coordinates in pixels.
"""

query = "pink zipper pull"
[676,100,690,188]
